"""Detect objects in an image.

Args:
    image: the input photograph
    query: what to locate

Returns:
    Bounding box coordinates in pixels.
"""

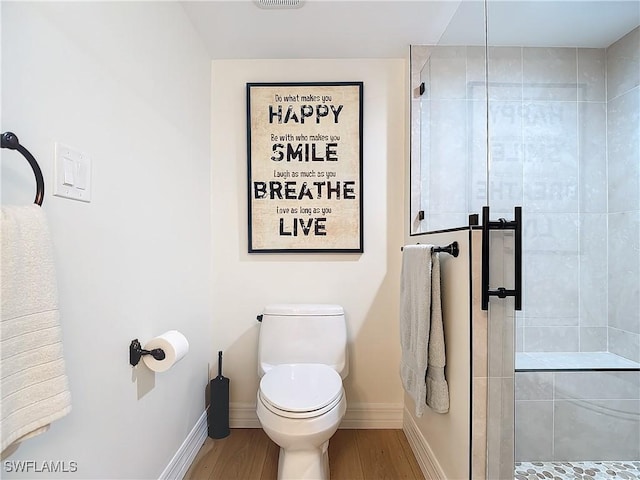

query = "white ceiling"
[181,0,640,59]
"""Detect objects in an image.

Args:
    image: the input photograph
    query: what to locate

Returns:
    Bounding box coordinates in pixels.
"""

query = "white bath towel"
[1,205,72,454]
[399,245,449,416]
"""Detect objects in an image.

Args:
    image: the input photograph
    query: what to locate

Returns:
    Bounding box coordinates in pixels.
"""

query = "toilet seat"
[259,364,343,419]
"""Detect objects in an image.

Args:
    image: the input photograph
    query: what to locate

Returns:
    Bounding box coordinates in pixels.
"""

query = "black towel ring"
[1,132,45,206]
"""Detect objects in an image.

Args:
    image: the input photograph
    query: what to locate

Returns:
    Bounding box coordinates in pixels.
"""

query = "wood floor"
[185,428,425,480]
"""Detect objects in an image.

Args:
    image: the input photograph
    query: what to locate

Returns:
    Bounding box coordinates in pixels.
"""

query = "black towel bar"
[1,132,45,206]
[401,241,459,257]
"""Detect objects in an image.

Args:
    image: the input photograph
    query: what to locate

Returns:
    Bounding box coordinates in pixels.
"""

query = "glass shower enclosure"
[411,1,640,478]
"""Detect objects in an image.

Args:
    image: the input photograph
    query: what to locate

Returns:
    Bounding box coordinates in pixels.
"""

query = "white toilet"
[256,304,348,480]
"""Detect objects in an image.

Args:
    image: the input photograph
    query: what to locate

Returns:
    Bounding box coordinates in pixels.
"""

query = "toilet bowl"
[256,363,346,480]
[256,304,349,480]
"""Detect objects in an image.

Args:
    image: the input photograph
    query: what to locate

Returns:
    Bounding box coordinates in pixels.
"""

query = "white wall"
[1,3,212,479]
[210,59,407,426]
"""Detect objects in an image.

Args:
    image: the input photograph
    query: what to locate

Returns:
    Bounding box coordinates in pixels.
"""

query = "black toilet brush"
[208,350,230,439]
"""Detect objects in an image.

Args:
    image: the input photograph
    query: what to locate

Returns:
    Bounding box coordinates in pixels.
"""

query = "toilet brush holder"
[208,350,230,439]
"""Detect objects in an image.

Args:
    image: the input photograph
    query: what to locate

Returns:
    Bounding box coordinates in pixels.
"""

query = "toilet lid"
[260,364,342,413]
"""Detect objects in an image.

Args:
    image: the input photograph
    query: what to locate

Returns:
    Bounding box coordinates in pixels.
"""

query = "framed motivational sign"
[246,82,363,253]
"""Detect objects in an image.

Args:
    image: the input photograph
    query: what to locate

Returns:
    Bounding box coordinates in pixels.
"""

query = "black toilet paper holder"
[129,339,166,366]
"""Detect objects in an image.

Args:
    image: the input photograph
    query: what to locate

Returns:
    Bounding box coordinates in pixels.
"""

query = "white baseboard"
[230,402,261,428]
[403,407,446,480]
[159,411,208,480]
[340,402,403,429]
[229,402,403,429]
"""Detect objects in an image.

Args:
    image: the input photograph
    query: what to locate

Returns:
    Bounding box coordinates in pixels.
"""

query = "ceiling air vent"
[254,0,305,9]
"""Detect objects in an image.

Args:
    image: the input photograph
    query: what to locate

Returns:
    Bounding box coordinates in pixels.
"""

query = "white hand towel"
[399,244,449,416]
[1,205,72,454]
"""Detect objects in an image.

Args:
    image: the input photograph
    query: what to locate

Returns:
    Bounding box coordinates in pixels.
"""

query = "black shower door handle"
[481,206,522,311]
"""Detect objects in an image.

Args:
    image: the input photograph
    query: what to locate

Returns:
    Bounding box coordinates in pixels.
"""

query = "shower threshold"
[515,460,640,479]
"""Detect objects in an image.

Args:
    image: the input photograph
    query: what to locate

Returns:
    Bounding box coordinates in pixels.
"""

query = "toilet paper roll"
[142,330,189,372]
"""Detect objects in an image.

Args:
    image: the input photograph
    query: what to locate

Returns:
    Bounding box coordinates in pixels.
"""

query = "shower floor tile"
[515,461,640,480]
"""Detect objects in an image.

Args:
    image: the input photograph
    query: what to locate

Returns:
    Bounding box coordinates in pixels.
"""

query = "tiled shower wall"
[515,370,640,461]
[412,27,640,359]
[484,43,612,355]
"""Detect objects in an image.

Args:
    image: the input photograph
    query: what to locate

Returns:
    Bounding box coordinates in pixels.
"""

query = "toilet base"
[277,440,330,480]
[256,387,346,480]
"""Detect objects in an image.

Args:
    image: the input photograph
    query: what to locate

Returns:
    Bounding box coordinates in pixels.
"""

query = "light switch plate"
[54,142,92,202]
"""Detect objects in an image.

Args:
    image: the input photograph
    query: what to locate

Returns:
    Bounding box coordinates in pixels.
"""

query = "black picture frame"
[246,82,364,253]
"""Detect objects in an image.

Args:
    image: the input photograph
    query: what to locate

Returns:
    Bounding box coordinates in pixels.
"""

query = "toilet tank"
[258,304,349,379]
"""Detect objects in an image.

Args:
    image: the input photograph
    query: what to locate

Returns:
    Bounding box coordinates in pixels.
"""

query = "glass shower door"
[484,1,640,477]
[410,1,639,477]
